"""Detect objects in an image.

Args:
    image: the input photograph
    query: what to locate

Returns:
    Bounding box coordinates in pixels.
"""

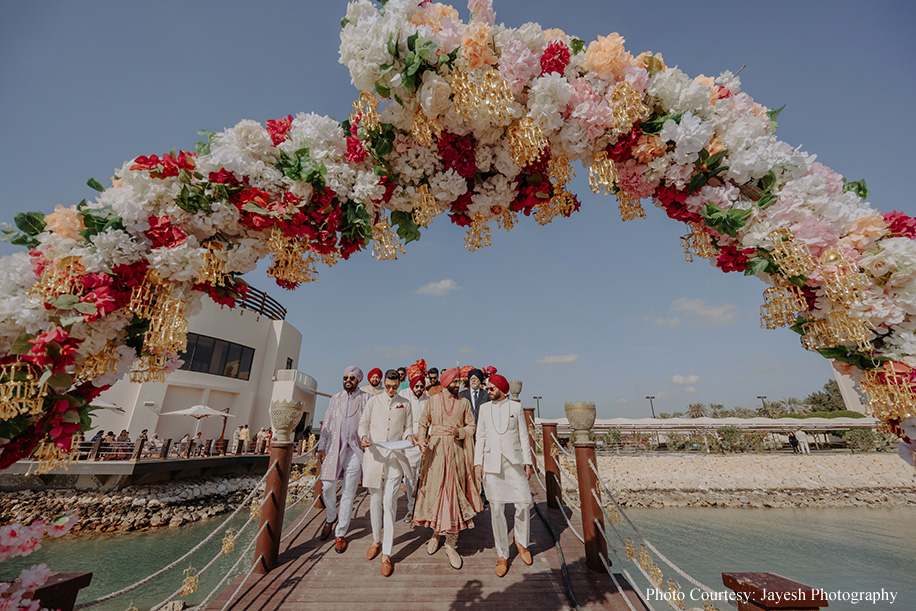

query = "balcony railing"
[238,285,287,320]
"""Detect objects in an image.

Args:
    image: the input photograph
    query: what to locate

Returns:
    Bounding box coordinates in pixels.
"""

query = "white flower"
[428,169,467,203]
[658,111,714,166]
[715,70,741,94]
[646,68,713,117]
[419,72,452,119]
[528,73,571,133]
[148,239,204,283]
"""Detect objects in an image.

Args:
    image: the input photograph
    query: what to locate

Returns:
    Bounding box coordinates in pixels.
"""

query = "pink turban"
[488,374,509,394]
[439,367,459,388]
[343,366,363,383]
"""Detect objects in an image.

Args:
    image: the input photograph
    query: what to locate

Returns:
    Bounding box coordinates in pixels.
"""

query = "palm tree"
[657,412,673,419]
[734,407,756,418]
[670,411,685,418]
[709,403,725,418]
[687,402,708,418]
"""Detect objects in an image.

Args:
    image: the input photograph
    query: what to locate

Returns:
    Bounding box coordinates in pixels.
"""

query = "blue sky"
[1,1,914,419]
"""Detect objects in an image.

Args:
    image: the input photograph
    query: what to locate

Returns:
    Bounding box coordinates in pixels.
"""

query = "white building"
[90,286,318,445]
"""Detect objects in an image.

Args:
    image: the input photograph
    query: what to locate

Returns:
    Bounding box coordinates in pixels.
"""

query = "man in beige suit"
[473,374,534,577]
[359,369,415,576]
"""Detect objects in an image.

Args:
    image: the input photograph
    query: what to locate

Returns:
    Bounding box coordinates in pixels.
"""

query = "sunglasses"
[343,375,358,381]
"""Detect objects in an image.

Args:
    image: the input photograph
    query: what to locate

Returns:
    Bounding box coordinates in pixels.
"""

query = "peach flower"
[44,205,85,241]
[632,133,667,163]
[460,22,497,69]
[410,2,460,32]
[584,33,633,82]
[707,134,726,156]
[840,215,888,252]
[543,28,568,41]
[635,51,666,72]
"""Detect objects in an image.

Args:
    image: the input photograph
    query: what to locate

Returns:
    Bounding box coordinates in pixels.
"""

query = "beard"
[446,385,459,397]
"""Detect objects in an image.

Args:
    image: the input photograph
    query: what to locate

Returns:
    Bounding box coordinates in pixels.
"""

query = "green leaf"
[390,210,422,243]
[686,173,708,194]
[387,34,397,58]
[0,415,32,441]
[759,170,777,194]
[842,178,869,200]
[59,314,85,327]
[72,302,98,315]
[787,274,807,288]
[639,112,682,136]
[757,193,776,209]
[570,38,585,55]
[406,32,418,53]
[14,211,46,236]
[375,81,391,98]
[87,177,105,193]
[743,257,770,276]
[9,333,36,355]
[241,202,269,215]
[45,370,73,388]
[340,17,350,28]
[766,104,785,133]
[126,315,150,357]
[706,150,727,170]
[643,55,664,76]
[48,294,81,310]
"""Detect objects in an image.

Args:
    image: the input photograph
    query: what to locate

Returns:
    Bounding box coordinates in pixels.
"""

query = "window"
[286,357,293,370]
[179,333,255,381]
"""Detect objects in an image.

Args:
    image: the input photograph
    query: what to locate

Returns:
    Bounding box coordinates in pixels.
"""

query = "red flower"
[130,151,195,178]
[208,168,247,187]
[654,185,701,223]
[715,86,733,100]
[266,114,294,146]
[540,41,571,76]
[345,136,369,163]
[715,245,756,273]
[884,210,916,239]
[144,215,188,249]
[607,124,643,164]
[438,132,477,181]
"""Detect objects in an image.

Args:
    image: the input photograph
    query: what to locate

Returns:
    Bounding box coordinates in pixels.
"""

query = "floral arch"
[1,0,915,471]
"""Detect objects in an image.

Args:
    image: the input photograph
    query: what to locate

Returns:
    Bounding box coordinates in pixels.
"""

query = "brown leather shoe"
[516,540,533,565]
[334,536,347,554]
[366,541,381,561]
[495,557,508,577]
[381,555,393,577]
[319,520,335,541]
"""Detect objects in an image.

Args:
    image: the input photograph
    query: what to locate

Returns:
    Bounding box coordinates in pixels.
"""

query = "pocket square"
[395,404,405,409]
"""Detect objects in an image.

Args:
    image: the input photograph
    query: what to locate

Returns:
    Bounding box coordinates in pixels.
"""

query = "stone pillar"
[253,400,303,574]
[722,572,828,611]
[574,441,607,573]
[541,422,561,509]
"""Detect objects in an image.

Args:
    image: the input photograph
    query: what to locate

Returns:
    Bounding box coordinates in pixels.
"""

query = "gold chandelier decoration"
[680,223,717,262]
[76,342,121,384]
[26,441,75,476]
[130,354,170,384]
[197,241,230,287]
[800,311,872,352]
[0,362,48,420]
[464,214,492,252]
[351,91,380,132]
[535,156,579,225]
[30,256,86,303]
[266,227,318,284]
[450,69,516,126]
[616,189,646,222]
[449,70,479,123]
[127,270,172,320]
[496,207,517,232]
[760,282,808,329]
[507,117,548,167]
[818,248,867,308]
[858,363,916,423]
[411,107,442,147]
[221,528,237,554]
[371,216,404,260]
[589,150,617,195]
[608,82,651,139]
[766,229,815,278]
[144,296,189,356]
[179,567,199,597]
[411,184,441,227]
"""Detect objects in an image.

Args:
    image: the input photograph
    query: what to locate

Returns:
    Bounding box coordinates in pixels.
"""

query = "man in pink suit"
[316,365,369,553]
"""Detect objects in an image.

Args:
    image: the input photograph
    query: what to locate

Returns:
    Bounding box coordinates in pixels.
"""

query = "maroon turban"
[485,366,497,375]
[368,367,382,380]
[440,367,459,388]
[489,374,509,394]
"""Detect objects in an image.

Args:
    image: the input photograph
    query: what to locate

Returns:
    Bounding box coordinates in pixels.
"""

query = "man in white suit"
[359,369,416,576]
[473,373,534,577]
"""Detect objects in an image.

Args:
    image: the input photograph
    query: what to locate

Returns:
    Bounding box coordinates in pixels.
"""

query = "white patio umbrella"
[89,400,125,413]
[161,404,237,436]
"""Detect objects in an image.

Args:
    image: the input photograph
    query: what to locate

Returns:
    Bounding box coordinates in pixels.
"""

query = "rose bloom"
[584,33,633,82]
[460,22,497,69]
[841,215,888,251]
[632,133,666,163]
[44,205,85,241]
[419,71,452,118]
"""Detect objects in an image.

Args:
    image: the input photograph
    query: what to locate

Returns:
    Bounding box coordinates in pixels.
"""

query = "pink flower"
[18,564,51,590]
[806,162,844,194]
[143,215,187,249]
[616,159,659,200]
[885,210,916,239]
[345,137,368,163]
[621,65,649,93]
[498,41,540,96]
[467,0,495,25]
[46,511,79,538]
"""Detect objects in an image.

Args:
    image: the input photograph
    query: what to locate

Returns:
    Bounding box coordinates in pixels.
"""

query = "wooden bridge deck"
[207,482,647,610]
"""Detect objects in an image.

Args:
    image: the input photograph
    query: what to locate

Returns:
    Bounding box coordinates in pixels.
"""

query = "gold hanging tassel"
[411,107,442,147]
[127,270,172,320]
[26,441,75,476]
[130,354,170,384]
[616,189,646,222]
[766,229,815,279]
[449,71,481,123]
[144,297,189,356]
[464,214,492,252]
[479,68,516,125]
[508,118,548,168]
[411,184,441,227]
[319,251,339,268]
[760,282,808,329]
[266,227,318,284]
[249,498,262,519]
[76,342,121,384]
[858,363,916,422]
[221,528,237,554]
[351,92,380,132]
[549,156,575,188]
[818,248,867,308]
[666,579,686,610]
[29,256,86,302]
[0,362,48,419]
[624,537,637,561]
[801,311,872,352]
[197,242,230,287]
[496,207,517,232]
[589,151,618,195]
[608,81,650,139]
[371,217,405,260]
[680,223,717,262]
[179,567,199,597]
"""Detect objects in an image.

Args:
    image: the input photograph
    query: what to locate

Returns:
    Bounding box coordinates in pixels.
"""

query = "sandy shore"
[555,453,916,508]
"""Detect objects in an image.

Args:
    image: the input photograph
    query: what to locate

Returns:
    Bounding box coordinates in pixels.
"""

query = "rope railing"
[73,461,279,610]
[189,521,270,611]
[587,460,724,601]
[592,517,660,611]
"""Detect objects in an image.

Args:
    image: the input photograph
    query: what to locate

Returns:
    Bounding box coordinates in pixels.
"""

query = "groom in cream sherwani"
[473,373,534,577]
[359,369,415,576]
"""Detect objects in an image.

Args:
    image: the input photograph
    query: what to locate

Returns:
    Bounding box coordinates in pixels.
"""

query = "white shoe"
[427,535,441,555]
[444,545,462,570]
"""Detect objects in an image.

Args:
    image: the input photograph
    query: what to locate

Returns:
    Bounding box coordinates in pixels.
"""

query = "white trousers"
[403,448,421,513]
[799,439,810,454]
[489,500,531,559]
[322,447,361,538]
[369,472,401,556]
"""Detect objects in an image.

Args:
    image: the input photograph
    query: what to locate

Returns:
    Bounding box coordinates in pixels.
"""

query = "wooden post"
[87,438,102,461]
[253,441,294,574]
[23,572,93,611]
[204,439,213,456]
[722,572,828,611]
[130,439,145,461]
[159,439,171,460]
[541,422,561,509]
[522,407,538,467]
[574,441,607,573]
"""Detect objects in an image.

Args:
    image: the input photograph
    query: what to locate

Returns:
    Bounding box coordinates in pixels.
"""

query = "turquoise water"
[2,505,912,610]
